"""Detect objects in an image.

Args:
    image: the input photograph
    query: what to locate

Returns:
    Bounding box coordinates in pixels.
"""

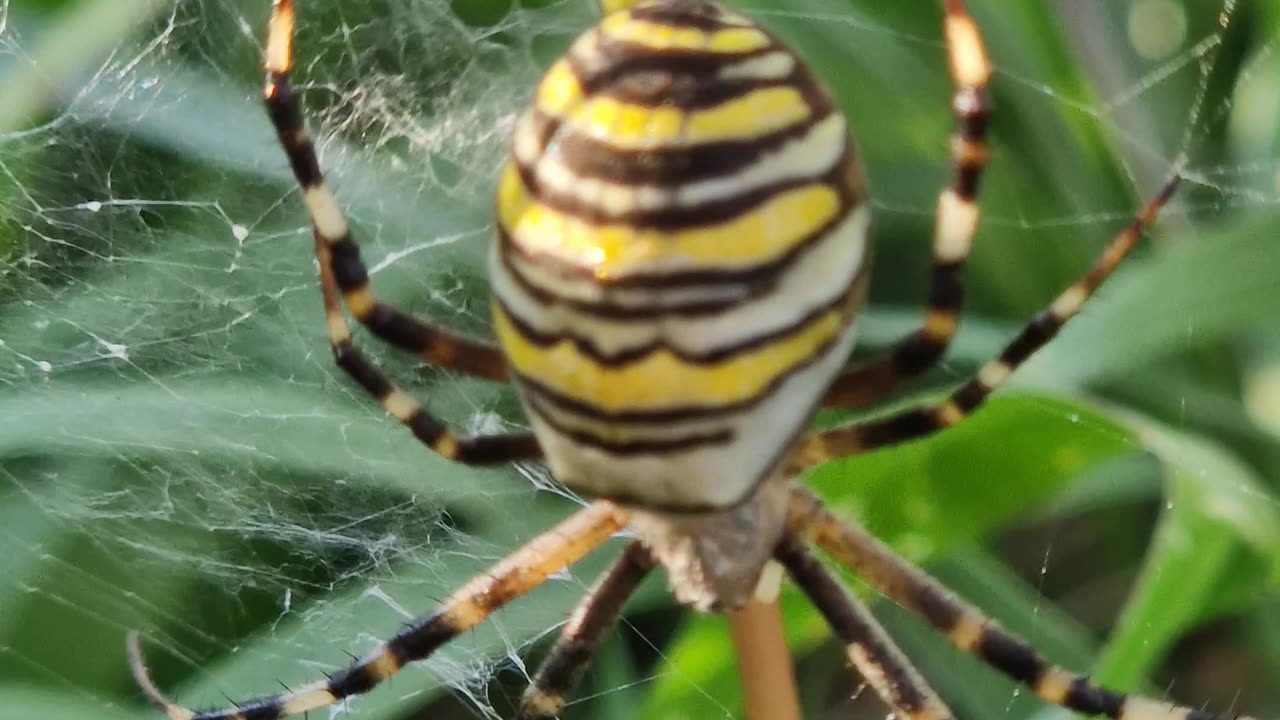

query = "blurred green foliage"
[0,0,1278,719]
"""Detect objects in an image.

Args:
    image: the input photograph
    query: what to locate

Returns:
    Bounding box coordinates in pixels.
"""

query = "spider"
[125,1,1263,719]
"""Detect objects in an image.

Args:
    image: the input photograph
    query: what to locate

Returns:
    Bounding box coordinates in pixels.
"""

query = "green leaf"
[1089,419,1280,688]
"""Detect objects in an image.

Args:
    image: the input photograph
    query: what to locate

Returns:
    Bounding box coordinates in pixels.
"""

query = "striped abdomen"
[491,0,869,511]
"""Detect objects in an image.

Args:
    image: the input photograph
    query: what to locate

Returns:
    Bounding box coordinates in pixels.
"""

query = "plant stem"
[730,598,802,720]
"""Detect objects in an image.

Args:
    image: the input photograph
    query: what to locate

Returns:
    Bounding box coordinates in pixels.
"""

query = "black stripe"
[360,302,440,353]
[407,409,447,447]
[384,612,459,666]
[513,157,832,230]
[454,432,543,463]
[952,87,991,201]
[950,378,986,412]
[975,627,1046,686]
[955,157,984,203]
[328,236,369,293]
[998,310,1060,367]
[497,246,747,319]
[529,104,837,189]
[526,394,733,453]
[590,68,800,111]
[1063,677,1126,719]
[626,1,739,32]
[333,342,393,399]
[496,278,855,366]
[264,73,322,190]
[326,658,384,699]
[336,301,507,379]
[907,583,965,635]
[570,35,775,97]
[890,334,947,375]
[927,259,965,310]
[857,408,940,449]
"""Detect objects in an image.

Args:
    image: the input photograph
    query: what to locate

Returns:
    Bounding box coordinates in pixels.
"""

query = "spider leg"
[516,542,654,720]
[128,502,626,720]
[796,174,1180,466]
[314,231,540,462]
[264,1,538,464]
[823,0,992,409]
[776,534,955,720]
[787,486,1265,720]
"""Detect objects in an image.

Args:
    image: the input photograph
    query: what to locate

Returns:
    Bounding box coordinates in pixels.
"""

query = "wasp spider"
[127,1,1261,718]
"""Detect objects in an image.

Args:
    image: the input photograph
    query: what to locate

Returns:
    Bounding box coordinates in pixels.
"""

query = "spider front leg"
[797,174,1179,465]
[823,0,992,409]
[129,502,626,720]
[787,486,1267,720]
[264,0,538,464]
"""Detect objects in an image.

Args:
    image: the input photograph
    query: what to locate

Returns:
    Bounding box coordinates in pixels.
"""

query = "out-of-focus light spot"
[1227,63,1280,197]
[1128,0,1187,61]
[1245,363,1280,437]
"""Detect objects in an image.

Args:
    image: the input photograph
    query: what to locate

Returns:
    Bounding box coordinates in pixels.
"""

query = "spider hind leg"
[787,485,1267,720]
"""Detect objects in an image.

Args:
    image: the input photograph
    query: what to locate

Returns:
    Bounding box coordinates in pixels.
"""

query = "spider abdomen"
[491,0,870,511]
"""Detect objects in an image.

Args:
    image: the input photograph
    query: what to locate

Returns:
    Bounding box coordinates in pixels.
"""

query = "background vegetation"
[0,0,1277,718]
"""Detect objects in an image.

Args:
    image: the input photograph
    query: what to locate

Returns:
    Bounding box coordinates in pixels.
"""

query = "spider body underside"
[124,2,1271,720]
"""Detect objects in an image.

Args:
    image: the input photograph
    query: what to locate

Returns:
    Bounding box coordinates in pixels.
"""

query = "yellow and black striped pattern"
[491,0,869,510]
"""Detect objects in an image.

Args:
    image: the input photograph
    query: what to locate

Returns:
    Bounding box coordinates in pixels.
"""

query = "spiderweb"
[0,1,1276,719]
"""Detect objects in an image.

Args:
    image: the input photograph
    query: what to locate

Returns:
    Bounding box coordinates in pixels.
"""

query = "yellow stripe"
[1034,667,1075,704]
[443,598,489,629]
[344,285,375,319]
[536,60,582,117]
[946,609,985,651]
[922,307,958,340]
[535,75,810,149]
[583,87,807,147]
[494,304,844,412]
[600,12,769,53]
[434,434,460,459]
[365,650,402,681]
[498,165,839,278]
[278,687,338,716]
